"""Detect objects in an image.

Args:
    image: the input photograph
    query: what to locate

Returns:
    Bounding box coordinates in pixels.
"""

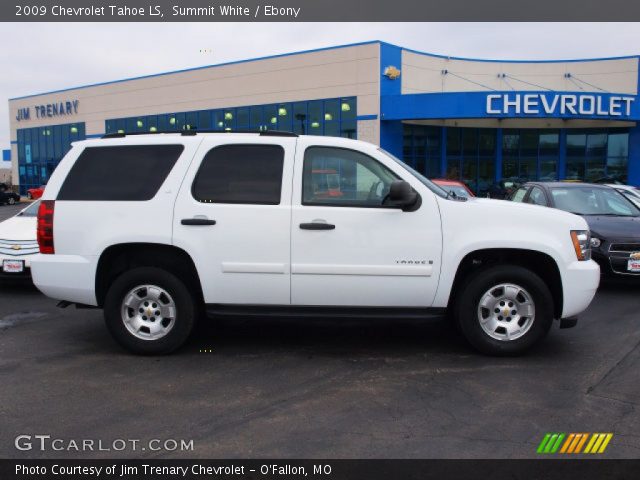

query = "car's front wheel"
[7,197,16,205]
[454,265,554,356]
[104,267,198,355]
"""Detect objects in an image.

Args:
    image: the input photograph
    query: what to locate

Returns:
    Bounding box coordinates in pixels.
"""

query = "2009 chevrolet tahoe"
[32,130,600,355]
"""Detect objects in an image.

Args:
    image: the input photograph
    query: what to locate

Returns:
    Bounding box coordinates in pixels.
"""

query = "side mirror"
[387,180,419,211]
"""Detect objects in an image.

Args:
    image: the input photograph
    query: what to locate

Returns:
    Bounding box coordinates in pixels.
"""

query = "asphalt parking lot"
[0,202,639,459]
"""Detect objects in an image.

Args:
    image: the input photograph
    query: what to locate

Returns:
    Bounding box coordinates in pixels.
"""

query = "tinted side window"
[192,144,284,205]
[58,145,184,201]
[303,147,399,207]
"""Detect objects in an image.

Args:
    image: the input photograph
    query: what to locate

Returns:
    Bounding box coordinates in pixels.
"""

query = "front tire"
[7,197,16,205]
[104,267,197,355]
[454,265,554,356]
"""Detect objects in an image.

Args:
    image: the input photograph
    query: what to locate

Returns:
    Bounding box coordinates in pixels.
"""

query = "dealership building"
[8,40,640,195]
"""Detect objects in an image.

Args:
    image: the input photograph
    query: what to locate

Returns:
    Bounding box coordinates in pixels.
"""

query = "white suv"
[32,131,600,355]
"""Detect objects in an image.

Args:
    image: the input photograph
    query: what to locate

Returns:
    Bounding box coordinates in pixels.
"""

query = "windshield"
[378,148,449,199]
[550,187,640,217]
[19,200,40,217]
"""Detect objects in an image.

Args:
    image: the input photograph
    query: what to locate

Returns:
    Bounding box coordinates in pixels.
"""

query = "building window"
[566,130,629,182]
[446,127,496,196]
[16,122,86,195]
[105,97,357,138]
[502,129,560,182]
[402,124,441,179]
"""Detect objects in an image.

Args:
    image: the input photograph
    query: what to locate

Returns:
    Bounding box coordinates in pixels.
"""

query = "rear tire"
[104,267,197,355]
[7,197,15,205]
[454,265,554,356]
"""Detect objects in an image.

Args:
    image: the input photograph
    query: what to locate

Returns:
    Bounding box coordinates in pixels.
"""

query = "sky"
[2,22,640,148]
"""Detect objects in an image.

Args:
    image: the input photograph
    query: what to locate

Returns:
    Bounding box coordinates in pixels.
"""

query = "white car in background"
[0,201,39,279]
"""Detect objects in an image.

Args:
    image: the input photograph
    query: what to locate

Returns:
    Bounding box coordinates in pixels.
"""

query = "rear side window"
[192,144,284,205]
[58,145,184,201]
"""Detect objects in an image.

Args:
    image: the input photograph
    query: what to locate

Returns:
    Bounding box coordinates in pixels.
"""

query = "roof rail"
[101,129,298,139]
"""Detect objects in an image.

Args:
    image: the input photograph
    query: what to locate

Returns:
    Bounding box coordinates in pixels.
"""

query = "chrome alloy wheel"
[121,284,176,340]
[477,283,535,341]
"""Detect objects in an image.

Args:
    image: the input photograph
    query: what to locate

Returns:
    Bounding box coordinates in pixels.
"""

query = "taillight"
[37,200,55,254]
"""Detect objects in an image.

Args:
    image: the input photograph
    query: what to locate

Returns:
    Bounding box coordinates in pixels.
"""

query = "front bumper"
[561,259,600,319]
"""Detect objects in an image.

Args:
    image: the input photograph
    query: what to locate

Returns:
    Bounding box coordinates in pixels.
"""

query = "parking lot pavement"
[0,203,639,459]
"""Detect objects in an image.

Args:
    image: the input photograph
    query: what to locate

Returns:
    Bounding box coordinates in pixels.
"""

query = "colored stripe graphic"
[539,433,613,454]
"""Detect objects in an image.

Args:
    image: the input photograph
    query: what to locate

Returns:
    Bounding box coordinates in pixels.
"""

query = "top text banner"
[5,0,640,21]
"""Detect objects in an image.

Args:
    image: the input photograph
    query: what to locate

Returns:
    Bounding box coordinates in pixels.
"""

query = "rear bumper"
[31,254,98,305]
[561,259,600,319]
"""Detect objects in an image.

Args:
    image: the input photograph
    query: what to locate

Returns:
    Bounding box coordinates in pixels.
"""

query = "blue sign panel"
[381,91,639,121]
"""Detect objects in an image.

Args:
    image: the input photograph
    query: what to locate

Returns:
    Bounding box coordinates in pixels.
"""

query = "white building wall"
[402,50,639,95]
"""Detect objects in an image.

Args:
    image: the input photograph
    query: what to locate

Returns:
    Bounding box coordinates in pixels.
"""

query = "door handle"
[299,222,335,230]
[181,218,217,226]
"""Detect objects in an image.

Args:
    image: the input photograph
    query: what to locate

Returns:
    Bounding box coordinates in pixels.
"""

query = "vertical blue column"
[440,126,447,178]
[495,128,503,182]
[558,129,567,180]
[379,42,404,160]
[628,126,640,186]
[380,120,404,159]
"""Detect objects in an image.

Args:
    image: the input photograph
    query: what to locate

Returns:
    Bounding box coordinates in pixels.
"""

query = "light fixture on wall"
[324,113,333,121]
[169,117,176,125]
[69,127,77,134]
[217,121,224,128]
[270,117,277,124]
[311,121,320,128]
[278,107,287,116]
[136,120,143,128]
[149,126,157,132]
[341,102,351,112]
[224,112,233,120]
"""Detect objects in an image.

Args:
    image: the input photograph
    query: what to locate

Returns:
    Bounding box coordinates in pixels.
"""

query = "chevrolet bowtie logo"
[630,252,640,260]
[383,66,401,80]
[11,245,21,251]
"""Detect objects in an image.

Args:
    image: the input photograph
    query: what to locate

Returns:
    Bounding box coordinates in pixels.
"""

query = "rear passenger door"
[173,137,296,305]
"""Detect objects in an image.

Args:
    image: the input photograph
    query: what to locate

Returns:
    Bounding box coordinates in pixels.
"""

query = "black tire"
[104,267,197,355]
[7,197,15,205]
[454,265,554,356]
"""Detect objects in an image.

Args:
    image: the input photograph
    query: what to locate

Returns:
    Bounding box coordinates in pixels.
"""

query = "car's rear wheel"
[7,197,15,205]
[454,265,554,356]
[104,267,197,355]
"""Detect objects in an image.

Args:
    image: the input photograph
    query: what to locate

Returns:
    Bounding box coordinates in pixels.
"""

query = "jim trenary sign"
[15,99,79,122]
[486,93,635,117]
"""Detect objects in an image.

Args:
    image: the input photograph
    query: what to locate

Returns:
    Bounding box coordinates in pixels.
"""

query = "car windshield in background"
[443,186,470,198]
[550,187,640,217]
[19,201,40,217]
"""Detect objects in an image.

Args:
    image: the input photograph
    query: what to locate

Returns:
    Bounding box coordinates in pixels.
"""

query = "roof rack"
[101,129,298,139]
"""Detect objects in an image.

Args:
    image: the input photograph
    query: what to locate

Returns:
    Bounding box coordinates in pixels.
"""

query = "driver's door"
[290,141,442,307]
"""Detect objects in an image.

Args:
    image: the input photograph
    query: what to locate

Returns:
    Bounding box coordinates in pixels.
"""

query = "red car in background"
[432,179,475,199]
[26,185,45,200]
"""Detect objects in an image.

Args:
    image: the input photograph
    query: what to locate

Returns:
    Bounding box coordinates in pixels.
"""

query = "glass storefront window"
[16,122,86,195]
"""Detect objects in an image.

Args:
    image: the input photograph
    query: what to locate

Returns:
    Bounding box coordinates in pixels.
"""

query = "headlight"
[571,230,591,261]
[590,237,602,248]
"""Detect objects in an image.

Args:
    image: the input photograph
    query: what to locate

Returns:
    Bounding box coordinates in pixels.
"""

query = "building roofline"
[9,40,640,101]
[379,40,640,64]
[9,40,382,101]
